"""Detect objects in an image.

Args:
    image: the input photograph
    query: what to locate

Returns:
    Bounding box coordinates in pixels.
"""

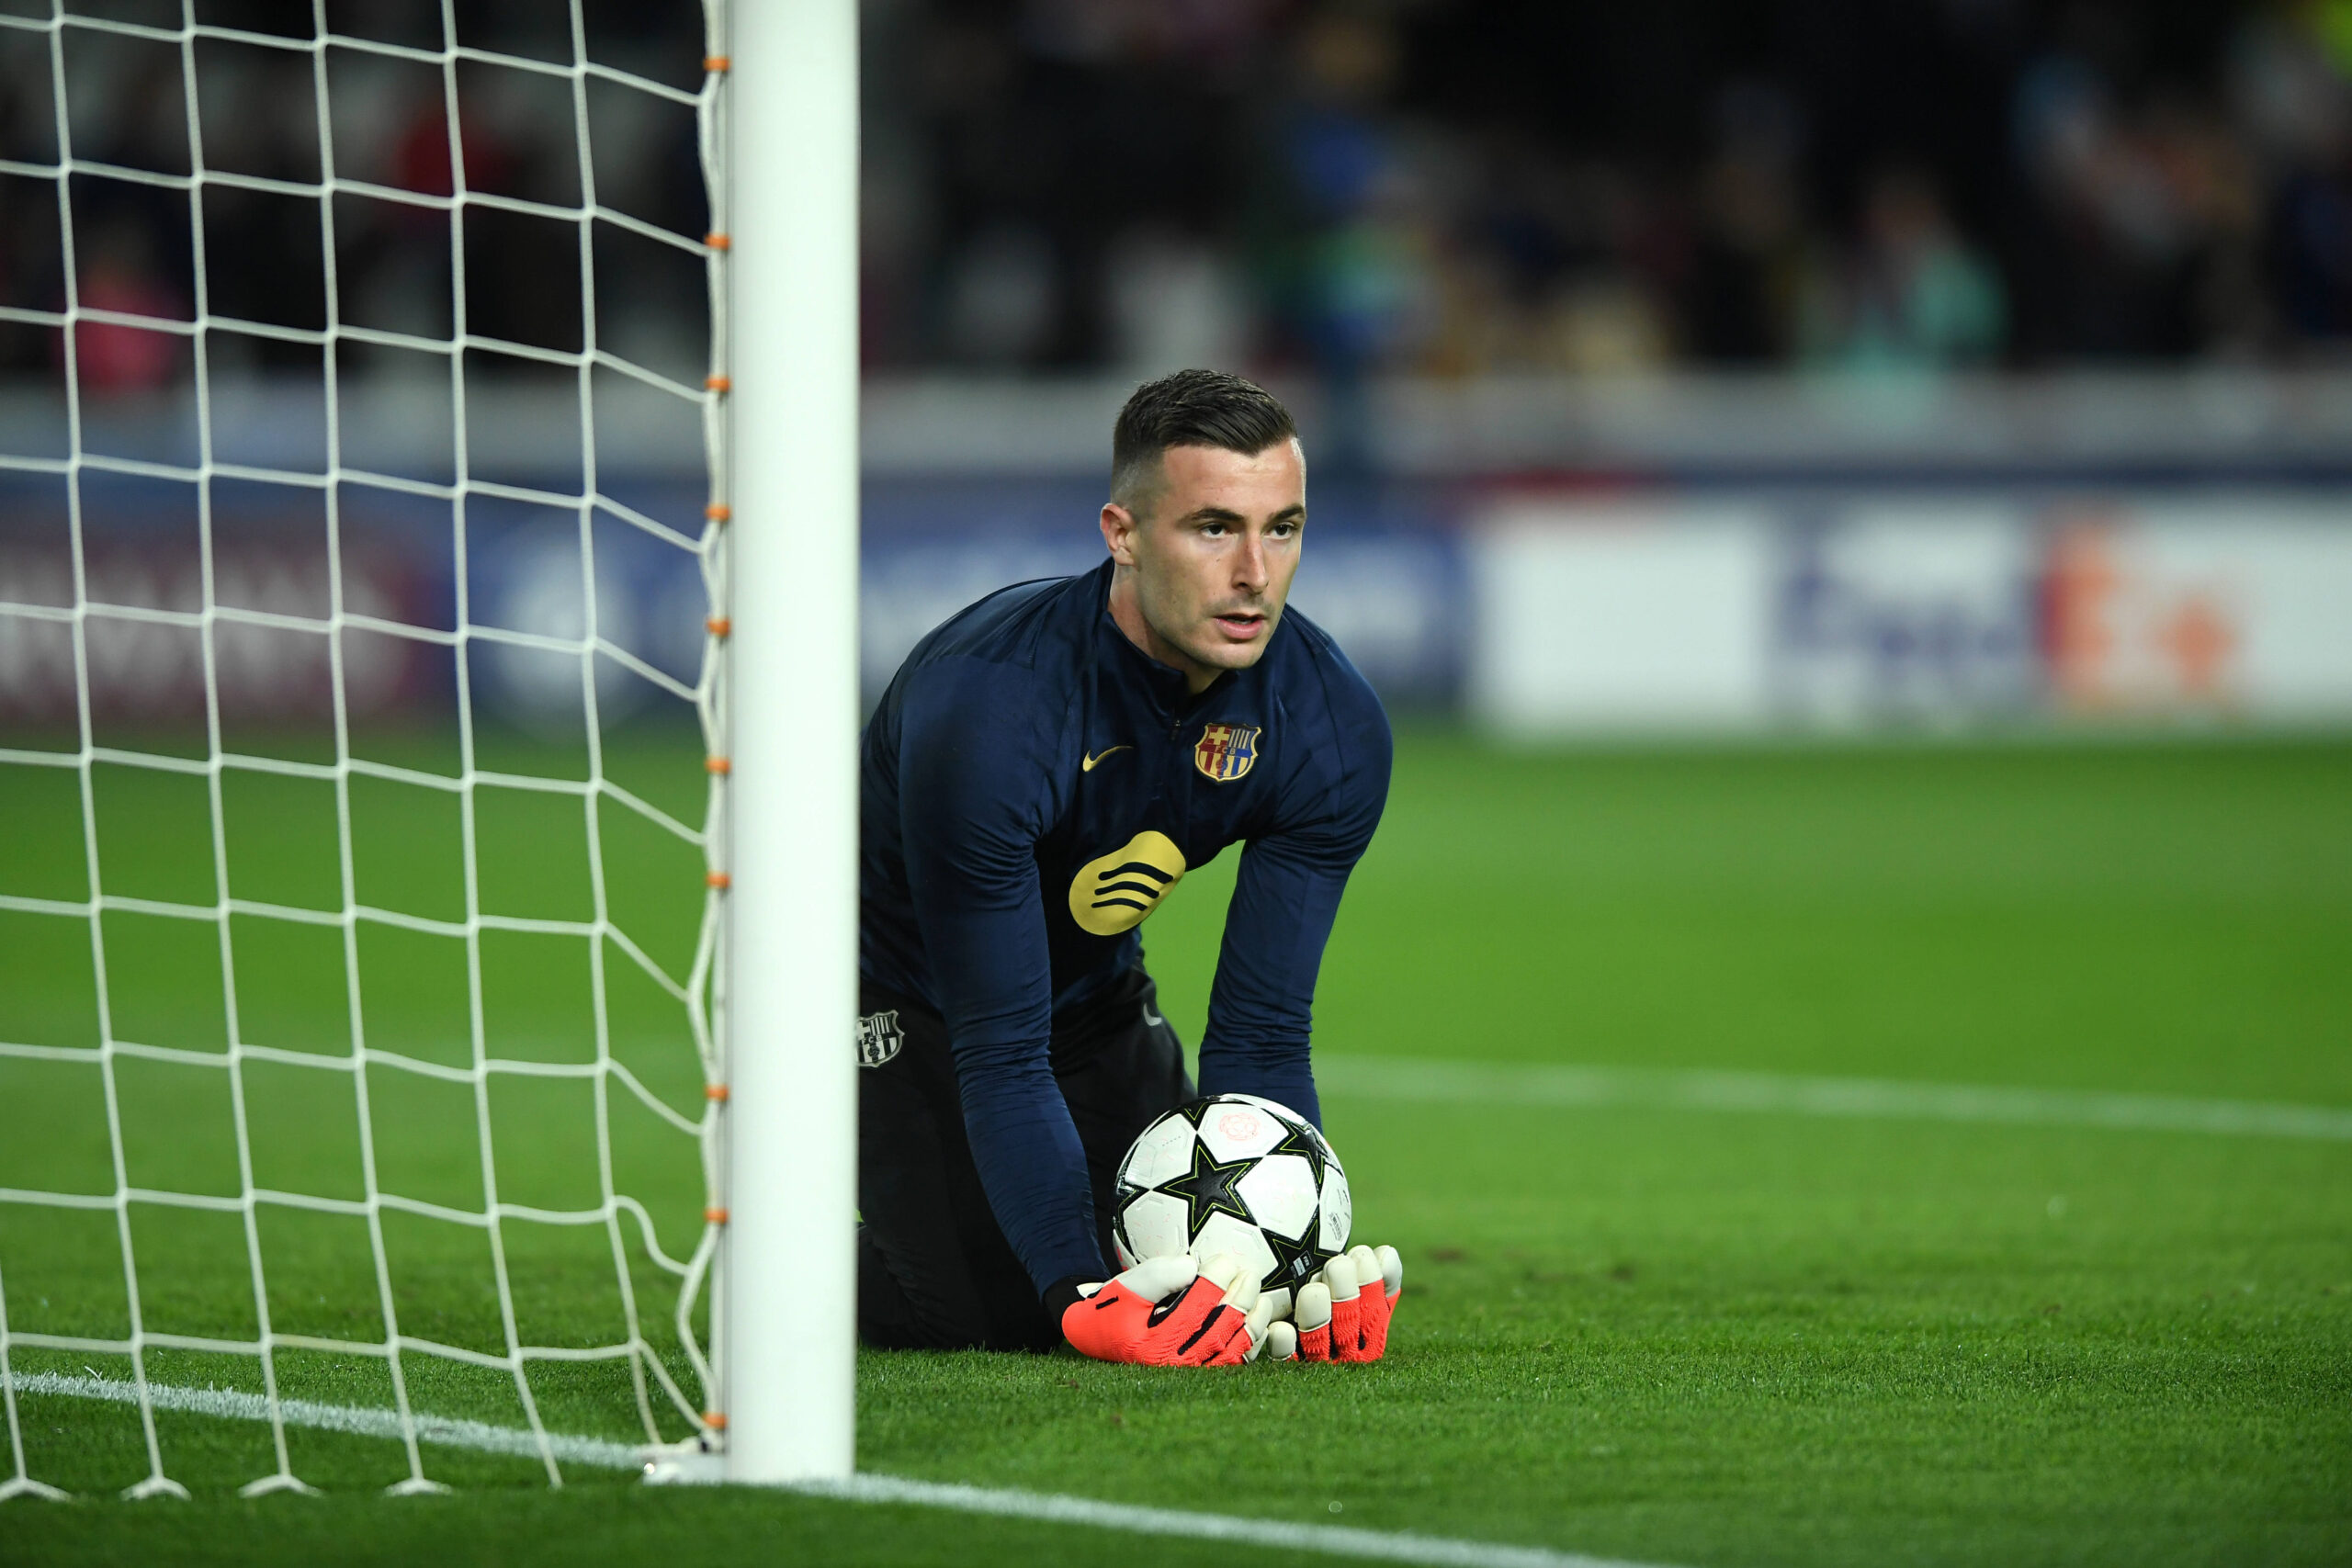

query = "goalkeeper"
[856,368,1400,1366]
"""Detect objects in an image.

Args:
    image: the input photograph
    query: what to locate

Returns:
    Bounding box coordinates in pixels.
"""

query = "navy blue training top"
[859,558,1393,1298]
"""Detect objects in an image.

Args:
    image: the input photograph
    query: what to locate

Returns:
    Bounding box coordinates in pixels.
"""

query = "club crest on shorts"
[855,1010,904,1068]
[1193,723,1261,784]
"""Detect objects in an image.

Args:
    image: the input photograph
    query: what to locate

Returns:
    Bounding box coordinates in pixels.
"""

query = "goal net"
[0,0,854,1500]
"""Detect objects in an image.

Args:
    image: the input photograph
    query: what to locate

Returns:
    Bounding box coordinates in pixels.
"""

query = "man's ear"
[1100,502,1140,567]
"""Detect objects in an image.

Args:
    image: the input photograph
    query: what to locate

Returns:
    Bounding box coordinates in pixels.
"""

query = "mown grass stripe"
[11,1374,1673,1568]
[1317,1058,2352,1142]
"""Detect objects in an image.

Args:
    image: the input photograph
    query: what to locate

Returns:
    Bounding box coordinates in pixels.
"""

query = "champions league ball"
[1111,1094,1351,1297]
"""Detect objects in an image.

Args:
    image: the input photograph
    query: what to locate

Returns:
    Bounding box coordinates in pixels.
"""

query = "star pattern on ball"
[1268,1116,1330,1190]
[1258,1216,1324,1292]
[1150,1137,1258,1245]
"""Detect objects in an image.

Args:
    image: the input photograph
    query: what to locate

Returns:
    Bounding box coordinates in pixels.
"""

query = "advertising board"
[1465,495,2352,736]
[2044,502,2352,721]
[10,470,2346,738]
[1773,503,2041,728]
[1466,503,1773,733]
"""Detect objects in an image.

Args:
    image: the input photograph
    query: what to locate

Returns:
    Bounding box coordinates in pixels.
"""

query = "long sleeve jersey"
[859,559,1393,1298]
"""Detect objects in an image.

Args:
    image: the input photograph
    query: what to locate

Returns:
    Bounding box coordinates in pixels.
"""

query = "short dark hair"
[1109,368,1297,516]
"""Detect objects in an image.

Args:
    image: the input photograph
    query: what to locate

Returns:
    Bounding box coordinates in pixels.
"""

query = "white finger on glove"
[1202,1252,1259,1313]
[1194,1254,1263,1366]
[1295,1246,1399,1362]
[1106,1253,1198,1305]
[1238,1292,1278,1361]
[1264,1321,1298,1361]
[1295,1280,1333,1334]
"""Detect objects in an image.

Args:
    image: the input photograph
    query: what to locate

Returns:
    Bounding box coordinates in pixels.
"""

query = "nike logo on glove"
[1081,746,1133,773]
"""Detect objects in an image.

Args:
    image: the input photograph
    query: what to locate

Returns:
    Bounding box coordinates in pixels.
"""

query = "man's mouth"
[1210,610,1266,641]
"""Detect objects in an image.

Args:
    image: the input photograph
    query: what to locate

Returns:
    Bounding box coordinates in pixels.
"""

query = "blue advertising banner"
[1,473,1468,727]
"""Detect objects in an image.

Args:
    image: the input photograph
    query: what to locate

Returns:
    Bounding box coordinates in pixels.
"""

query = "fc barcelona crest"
[856,1010,904,1068]
[1193,723,1261,784]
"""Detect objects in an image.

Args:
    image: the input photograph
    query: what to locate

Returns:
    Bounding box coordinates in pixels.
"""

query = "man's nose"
[1235,532,1270,592]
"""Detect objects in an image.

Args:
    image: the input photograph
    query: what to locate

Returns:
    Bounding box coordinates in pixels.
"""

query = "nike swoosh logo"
[1081,746,1133,773]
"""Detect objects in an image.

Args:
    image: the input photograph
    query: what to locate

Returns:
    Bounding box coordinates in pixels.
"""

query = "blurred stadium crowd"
[862,0,2352,377]
[0,0,712,393]
[5,0,2352,394]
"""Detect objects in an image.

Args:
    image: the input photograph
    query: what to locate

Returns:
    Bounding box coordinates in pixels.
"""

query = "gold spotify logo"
[1068,830,1186,936]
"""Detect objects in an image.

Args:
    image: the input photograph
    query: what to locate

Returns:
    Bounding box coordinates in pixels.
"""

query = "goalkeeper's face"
[1102,439,1306,692]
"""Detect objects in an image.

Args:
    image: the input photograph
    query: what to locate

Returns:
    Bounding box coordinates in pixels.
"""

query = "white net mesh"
[0,0,734,1497]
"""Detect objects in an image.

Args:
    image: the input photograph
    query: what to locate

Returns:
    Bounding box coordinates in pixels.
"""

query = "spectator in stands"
[70,220,185,396]
[9,0,2352,383]
[1803,166,2005,372]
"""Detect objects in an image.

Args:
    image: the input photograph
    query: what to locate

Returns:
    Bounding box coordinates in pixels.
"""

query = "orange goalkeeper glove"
[1060,1255,1277,1366]
[1288,1244,1402,1362]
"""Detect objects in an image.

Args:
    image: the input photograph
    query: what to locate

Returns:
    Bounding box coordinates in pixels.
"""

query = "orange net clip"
[705,1083,729,1102]
[704,1412,728,1431]
[703,54,730,73]
[706,755,731,775]
[705,503,732,524]
[705,374,730,394]
[705,231,731,252]
[706,870,731,891]
[705,615,731,637]
[704,1206,729,1224]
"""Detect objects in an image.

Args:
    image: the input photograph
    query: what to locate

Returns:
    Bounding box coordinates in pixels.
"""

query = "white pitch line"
[797,1474,1668,1568]
[1315,1057,2352,1142]
[10,1371,639,1471]
[8,1374,1675,1568]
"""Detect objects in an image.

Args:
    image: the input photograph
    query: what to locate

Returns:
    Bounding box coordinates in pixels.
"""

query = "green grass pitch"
[2,728,2348,1567]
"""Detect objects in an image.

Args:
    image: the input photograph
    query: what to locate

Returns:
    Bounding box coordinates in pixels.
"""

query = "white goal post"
[0,0,856,1496]
[719,0,860,1485]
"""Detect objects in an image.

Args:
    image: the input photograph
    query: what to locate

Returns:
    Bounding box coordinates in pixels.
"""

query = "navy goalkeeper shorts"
[854,964,1193,1352]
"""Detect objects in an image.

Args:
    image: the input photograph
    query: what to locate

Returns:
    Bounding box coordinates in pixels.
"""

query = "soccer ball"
[1111,1094,1351,1297]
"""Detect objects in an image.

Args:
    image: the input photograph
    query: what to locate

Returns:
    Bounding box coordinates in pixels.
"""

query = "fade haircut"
[1109,368,1298,519]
